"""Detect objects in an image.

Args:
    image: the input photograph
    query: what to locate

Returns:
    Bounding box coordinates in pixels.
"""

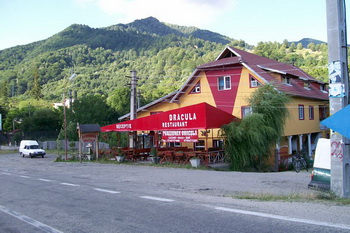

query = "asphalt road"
[0,152,349,233]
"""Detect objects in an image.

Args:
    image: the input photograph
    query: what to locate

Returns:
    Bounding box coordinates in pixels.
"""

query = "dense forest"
[0,17,333,144]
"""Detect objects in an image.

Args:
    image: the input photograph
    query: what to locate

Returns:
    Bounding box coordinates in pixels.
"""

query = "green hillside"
[0,17,328,106]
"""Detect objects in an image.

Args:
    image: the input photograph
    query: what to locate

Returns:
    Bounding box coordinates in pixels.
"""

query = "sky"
[0,0,348,50]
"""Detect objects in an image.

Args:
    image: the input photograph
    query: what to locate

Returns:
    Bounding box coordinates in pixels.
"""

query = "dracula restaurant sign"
[162,130,198,142]
[162,112,197,128]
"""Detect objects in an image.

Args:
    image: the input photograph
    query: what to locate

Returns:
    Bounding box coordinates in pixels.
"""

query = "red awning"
[101,102,239,132]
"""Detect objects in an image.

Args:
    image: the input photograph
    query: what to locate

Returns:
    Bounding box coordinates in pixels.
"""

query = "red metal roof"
[194,46,328,100]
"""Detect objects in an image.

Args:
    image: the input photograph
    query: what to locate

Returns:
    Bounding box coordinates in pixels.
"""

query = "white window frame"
[309,105,314,120]
[298,105,305,120]
[282,75,291,85]
[191,82,201,93]
[250,77,258,88]
[218,76,231,90]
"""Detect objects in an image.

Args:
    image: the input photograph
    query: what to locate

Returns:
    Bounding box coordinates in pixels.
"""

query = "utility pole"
[326,0,350,198]
[129,70,138,148]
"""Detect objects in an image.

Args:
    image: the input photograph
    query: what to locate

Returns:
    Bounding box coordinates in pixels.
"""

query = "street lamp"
[64,73,77,161]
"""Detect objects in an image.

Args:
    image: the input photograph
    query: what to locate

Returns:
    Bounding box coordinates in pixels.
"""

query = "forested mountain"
[291,38,326,48]
[0,16,328,107]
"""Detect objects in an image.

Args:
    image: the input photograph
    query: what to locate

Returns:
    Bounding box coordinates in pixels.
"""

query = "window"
[282,75,291,85]
[195,140,205,151]
[298,105,305,120]
[218,76,231,90]
[190,82,201,93]
[213,140,224,149]
[241,106,252,118]
[320,84,326,92]
[250,76,260,88]
[304,81,311,89]
[167,142,181,147]
[309,106,314,120]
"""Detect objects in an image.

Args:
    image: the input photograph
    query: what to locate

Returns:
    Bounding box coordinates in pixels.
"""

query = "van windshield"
[29,145,39,149]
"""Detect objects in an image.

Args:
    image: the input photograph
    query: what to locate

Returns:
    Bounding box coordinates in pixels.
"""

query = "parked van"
[308,138,330,190]
[19,140,46,158]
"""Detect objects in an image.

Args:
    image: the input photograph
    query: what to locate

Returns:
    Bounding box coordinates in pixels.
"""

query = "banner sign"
[101,103,237,132]
[162,130,198,142]
[81,133,97,142]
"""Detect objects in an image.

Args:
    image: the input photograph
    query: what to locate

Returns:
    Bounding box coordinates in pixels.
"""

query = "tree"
[30,68,43,100]
[223,84,290,171]
[297,43,303,50]
[58,94,117,141]
[107,87,130,116]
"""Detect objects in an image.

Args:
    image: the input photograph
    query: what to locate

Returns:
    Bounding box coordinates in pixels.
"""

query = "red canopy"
[101,102,238,132]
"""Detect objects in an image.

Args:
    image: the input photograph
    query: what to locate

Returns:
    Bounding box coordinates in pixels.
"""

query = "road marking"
[0,204,64,233]
[60,182,79,187]
[38,178,52,182]
[94,188,120,194]
[1,172,11,175]
[20,175,30,178]
[215,206,350,230]
[140,196,174,202]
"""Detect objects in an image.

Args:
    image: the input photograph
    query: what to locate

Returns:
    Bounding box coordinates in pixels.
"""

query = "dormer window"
[282,75,291,85]
[190,82,201,93]
[304,81,311,90]
[320,84,327,92]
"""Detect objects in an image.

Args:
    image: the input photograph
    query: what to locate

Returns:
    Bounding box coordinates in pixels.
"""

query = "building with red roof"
[117,46,329,166]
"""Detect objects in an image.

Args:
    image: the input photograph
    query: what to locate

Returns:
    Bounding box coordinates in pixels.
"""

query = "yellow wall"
[284,97,325,136]
[233,67,265,117]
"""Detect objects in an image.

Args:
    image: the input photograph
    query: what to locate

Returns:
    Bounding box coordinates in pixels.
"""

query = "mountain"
[291,38,326,47]
[0,17,241,103]
[0,17,329,106]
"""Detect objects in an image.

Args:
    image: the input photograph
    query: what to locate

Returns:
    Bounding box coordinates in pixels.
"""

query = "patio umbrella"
[321,104,350,139]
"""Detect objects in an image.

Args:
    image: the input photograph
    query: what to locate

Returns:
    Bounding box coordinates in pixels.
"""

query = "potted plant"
[150,147,160,164]
[190,157,201,167]
[115,148,125,162]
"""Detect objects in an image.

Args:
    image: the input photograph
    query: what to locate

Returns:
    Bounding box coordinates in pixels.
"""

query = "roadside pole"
[326,0,350,198]
[129,70,138,148]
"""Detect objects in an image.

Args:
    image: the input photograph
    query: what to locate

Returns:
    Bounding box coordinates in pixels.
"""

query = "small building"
[77,124,100,159]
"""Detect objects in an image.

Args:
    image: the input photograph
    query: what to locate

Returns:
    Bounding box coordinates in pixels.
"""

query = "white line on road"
[1,172,11,175]
[60,182,79,187]
[140,196,174,202]
[19,175,30,178]
[38,178,52,182]
[94,188,120,194]
[0,204,64,233]
[215,206,350,230]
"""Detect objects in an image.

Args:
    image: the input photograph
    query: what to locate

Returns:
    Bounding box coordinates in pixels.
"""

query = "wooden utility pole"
[326,0,350,198]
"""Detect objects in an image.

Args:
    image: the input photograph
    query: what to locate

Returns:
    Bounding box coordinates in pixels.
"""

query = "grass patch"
[230,191,350,205]
[54,155,209,170]
[0,150,18,155]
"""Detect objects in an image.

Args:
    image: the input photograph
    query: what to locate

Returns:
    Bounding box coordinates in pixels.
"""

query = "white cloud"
[87,0,236,27]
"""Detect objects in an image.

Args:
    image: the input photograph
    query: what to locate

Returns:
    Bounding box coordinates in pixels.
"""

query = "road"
[0,152,349,233]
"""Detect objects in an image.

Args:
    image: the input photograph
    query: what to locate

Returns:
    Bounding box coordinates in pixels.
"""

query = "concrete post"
[326,0,350,198]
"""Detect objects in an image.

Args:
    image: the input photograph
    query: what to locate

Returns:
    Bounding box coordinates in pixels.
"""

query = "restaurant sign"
[162,130,198,142]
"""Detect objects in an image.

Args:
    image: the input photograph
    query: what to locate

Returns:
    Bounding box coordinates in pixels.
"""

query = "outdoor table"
[159,151,174,163]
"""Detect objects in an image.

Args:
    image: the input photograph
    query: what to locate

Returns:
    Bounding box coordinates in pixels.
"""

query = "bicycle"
[292,153,308,173]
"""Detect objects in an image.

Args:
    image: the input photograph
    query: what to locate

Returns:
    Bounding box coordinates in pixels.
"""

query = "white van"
[308,138,331,190]
[19,140,46,158]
